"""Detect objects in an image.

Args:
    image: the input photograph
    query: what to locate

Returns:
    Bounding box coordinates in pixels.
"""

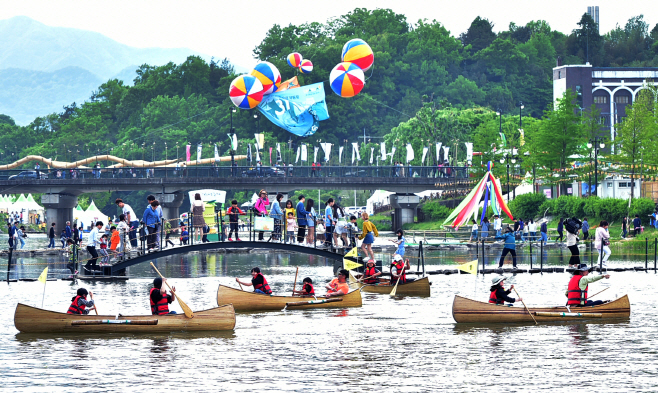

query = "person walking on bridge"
[254,190,269,241]
[295,195,309,244]
[115,199,138,249]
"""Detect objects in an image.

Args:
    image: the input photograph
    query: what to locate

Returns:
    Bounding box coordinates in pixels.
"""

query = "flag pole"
[42,280,46,308]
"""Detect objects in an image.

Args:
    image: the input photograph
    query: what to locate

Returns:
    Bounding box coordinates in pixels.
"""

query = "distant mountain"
[0,16,213,124]
[0,67,102,125]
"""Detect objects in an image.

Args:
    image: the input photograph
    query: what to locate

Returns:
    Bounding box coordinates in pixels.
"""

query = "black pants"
[86,246,99,269]
[228,222,239,239]
[556,231,564,242]
[582,230,589,240]
[568,245,580,265]
[498,247,517,267]
[325,225,334,247]
[297,225,306,243]
[147,226,157,249]
[272,219,282,240]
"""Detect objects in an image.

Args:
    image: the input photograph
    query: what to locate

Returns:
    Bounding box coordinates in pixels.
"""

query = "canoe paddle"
[588,287,609,299]
[150,262,194,318]
[292,266,299,296]
[512,287,537,325]
[389,262,408,297]
[90,291,98,315]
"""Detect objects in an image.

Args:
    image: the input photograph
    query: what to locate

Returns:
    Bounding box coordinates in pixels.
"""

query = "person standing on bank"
[48,222,56,248]
[595,221,612,267]
[489,276,521,305]
[191,193,205,243]
[254,190,269,241]
[540,220,548,245]
[295,195,309,244]
[495,227,517,268]
[566,264,610,307]
[556,218,564,243]
[115,198,139,249]
[582,218,590,240]
[633,214,642,237]
[84,221,103,272]
[621,216,628,238]
[566,224,581,268]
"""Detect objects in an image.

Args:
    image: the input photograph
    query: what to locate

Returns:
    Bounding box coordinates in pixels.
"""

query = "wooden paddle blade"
[176,296,194,318]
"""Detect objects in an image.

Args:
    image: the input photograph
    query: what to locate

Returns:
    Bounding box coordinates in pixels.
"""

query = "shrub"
[629,198,655,224]
[509,193,546,220]
[421,201,452,221]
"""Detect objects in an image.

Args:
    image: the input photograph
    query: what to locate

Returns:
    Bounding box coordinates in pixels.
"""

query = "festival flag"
[313,146,319,163]
[406,143,414,163]
[343,258,363,271]
[465,142,473,162]
[301,145,308,162]
[370,147,374,164]
[320,143,332,162]
[380,142,387,160]
[38,267,48,283]
[269,147,272,165]
[345,247,358,258]
[457,260,478,275]
[276,144,282,162]
[247,144,252,164]
[227,134,238,150]
[436,143,442,162]
[499,132,507,148]
[442,146,450,163]
[339,146,344,163]
[196,144,202,162]
[295,146,300,163]
[254,133,265,150]
[214,144,220,162]
[351,142,360,164]
[390,147,396,164]
[421,147,429,165]
[186,145,191,162]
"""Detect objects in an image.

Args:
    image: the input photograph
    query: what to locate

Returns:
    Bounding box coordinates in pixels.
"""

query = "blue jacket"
[142,208,159,228]
[582,220,589,232]
[296,201,308,226]
[495,232,516,250]
[269,201,283,220]
[65,225,72,238]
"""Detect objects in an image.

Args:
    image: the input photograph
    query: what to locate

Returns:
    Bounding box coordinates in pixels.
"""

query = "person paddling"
[390,254,410,284]
[489,276,522,305]
[325,269,350,297]
[67,288,96,314]
[361,260,381,284]
[566,264,610,307]
[236,267,272,295]
[150,277,177,315]
[292,277,315,297]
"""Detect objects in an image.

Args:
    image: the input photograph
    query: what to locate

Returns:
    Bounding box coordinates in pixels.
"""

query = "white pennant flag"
[442,146,450,163]
[390,147,396,164]
[256,147,261,163]
[214,144,220,162]
[339,146,344,163]
[301,145,308,162]
[295,146,300,163]
[276,143,282,162]
[351,142,360,164]
[313,146,319,163]
[421,147,429,165]
[320,143,332,162]
[406,143,414,163]
[380,142,387,160]
[248,144,252,163]
[197,144,202,162]
[465,142,474,162]
[254,133,264,150]
[436,143,442,162]
[370,147,374,164]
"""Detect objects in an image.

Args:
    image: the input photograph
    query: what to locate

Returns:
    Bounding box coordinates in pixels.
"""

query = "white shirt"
[88,227,100,247]
[494,218,502,230]
[122,204,136,222]
[528,223,536,232]
[472,224,478,231]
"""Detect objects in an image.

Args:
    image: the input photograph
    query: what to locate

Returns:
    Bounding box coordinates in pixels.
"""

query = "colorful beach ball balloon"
[287,52,303,68]
[299,59,313,74]
[329,62,365,98]
[341,38,374,71]
[229,74,264,109]
[250,61,281,95]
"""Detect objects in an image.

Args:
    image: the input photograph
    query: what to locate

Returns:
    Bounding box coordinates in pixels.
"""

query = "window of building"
[607,182,613,188]
[619,182,628,188]
[558,71,561,79]
[594,96,607,104]
[615,96,629,104]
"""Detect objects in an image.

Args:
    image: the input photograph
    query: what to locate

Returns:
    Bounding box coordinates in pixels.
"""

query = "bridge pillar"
[41,194,78,226]
[390,194,419,230]
[159,192,184,227]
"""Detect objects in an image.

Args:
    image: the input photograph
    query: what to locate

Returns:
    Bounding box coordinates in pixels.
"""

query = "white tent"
[25,194,44,212]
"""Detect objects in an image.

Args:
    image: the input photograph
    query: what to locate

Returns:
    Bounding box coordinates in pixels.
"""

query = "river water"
[1,243,657,392]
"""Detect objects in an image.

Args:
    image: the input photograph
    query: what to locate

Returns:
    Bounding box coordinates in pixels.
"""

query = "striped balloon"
[341,38,374,71]
[250,62,281,95]
[329,62,365,98]
[287,52,303,68]
[299,59,313,74]
[229,75,264,109]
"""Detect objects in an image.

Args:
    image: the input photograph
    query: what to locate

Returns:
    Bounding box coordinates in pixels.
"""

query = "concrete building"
[553,63,658,147]
[587,6,600,33]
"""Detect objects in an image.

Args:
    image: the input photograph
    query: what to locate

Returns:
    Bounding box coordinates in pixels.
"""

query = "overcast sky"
[1,0,656,68]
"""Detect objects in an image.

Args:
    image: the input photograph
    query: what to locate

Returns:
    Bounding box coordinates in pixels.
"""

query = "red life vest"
[391,261,406,284]
[363,266,379,284]
[150,287,170,315]
[303,283,315,296]
[253,273,272,294]
[567,275,588,306]
[67,295,87,314]
[489,288,504,305]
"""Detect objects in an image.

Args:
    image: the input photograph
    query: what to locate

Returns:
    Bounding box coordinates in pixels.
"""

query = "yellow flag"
[37,267,48,283]
[344,247,358,258]
[343,258,362,271]
[457,260,479,275]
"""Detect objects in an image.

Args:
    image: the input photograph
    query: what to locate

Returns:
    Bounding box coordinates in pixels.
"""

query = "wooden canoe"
[13,303,236,334]
[452,295,631,324]
[217,284,362,312]
[349,274,431,297]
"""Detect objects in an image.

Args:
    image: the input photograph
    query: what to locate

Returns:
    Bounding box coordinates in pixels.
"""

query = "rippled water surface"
[1,247,657,392]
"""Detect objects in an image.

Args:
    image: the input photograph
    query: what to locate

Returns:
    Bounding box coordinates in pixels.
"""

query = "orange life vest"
[363,266,379,284]
[67,295,87,314]
[567,275,588,306]
[254,273,272,294]
[149,287,170,315]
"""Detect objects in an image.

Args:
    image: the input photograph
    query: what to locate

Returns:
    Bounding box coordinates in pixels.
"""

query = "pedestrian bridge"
[109,241,356,275]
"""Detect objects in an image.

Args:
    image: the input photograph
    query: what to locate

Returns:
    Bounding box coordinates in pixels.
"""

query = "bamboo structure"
[0,154,246,170]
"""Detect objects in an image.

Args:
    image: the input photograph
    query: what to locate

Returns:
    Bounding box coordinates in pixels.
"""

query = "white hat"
[491,276,507,286]
[393,254,402,261]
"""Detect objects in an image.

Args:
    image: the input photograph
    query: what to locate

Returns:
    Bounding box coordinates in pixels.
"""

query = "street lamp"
[518,102,524,129]
[587,138,605,196]
[499,153,517,203]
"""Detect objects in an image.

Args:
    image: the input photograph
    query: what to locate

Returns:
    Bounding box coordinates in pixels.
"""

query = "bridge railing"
[0,165,471,180]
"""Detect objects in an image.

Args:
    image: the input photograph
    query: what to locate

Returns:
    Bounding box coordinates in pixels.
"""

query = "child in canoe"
[325,269,350,298]
[489,276,522,305]
[292,277,315,297]
[236,267,272,295]
[67,288,96,314]
[361,260,381,284]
